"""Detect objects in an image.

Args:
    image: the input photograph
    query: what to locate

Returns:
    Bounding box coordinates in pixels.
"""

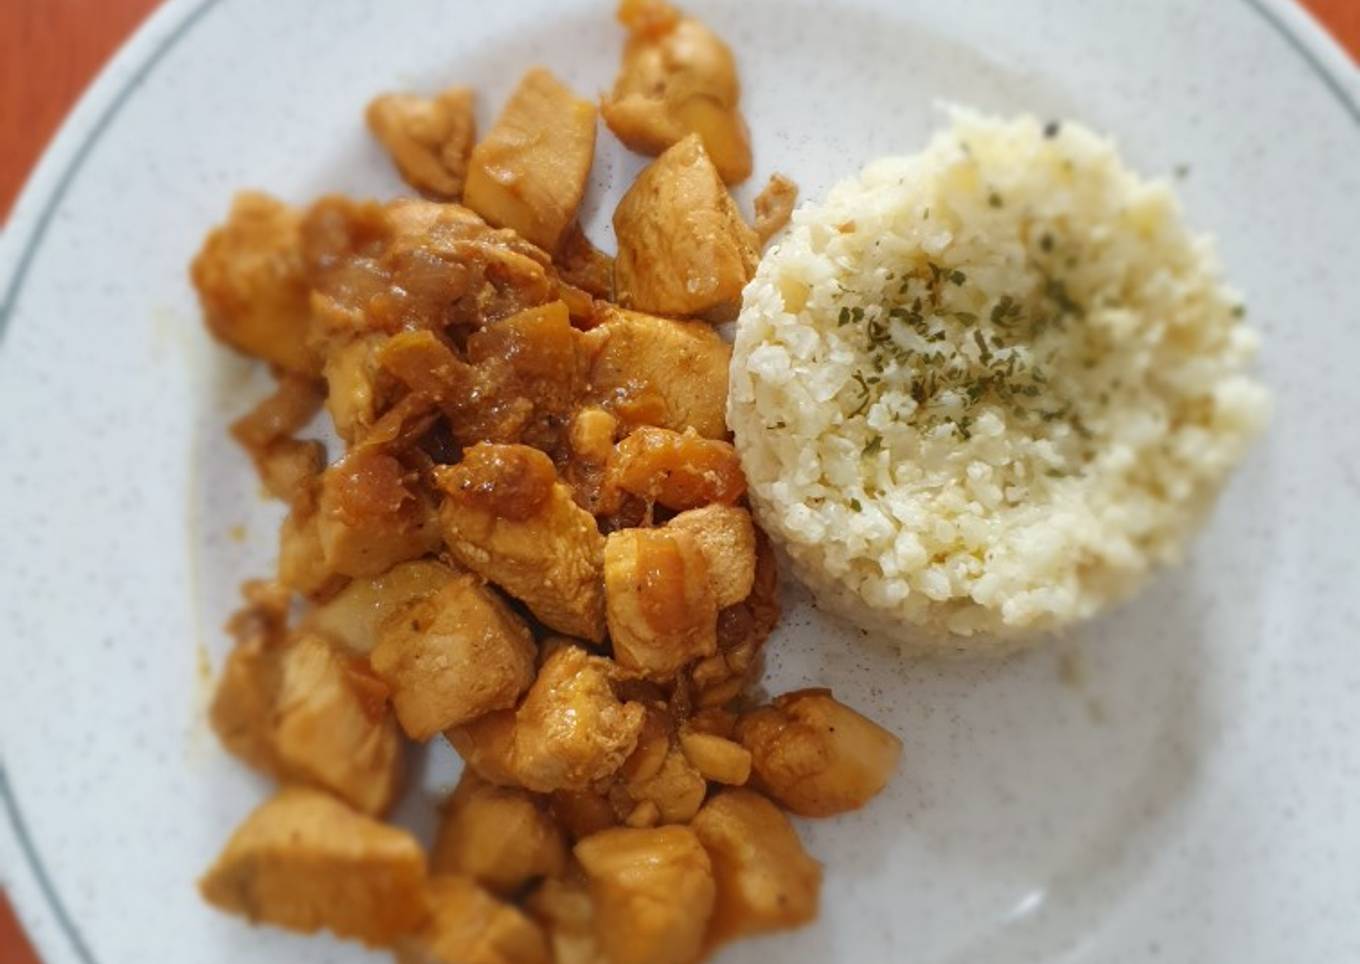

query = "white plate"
[2,1,1358,961]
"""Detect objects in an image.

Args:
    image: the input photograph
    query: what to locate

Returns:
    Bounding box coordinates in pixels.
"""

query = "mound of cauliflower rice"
[729,111,1269,650]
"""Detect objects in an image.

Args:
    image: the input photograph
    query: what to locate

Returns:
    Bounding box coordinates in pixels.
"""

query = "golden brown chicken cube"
[574,825,716,964]
[398,875,551,964]
[277,502,340,597]
[446,709,521,787]
[273,634,404,815]
[612,134,758,319]
[606,427,747,511]
[464,68,597,253]
[371,573,538,740]
[191,192,319,375]
[209,633,283,775]
[513,644,647,793]
[435,444,607,641]
[316,448,443,579]
[322,334,386,444]
[603,0,752,185]
[582,306,731,439]
[678,729,750,786]
[367,87,477,200]
[735,689,903,817]
[752,172,798,246]
[305,559,458,654]
[624,745,707,823]
[690,789,821,944]
[666,504,756,608]
[525,878,605,964]
[199,786,427,946]
[604,527,718,678]
[431,771,568,895]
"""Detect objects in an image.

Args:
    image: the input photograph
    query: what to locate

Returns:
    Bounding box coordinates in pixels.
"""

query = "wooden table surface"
[0,1,1356,961]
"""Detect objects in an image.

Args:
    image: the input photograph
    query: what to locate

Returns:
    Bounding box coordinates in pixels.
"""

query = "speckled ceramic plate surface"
[2,1,1358,961]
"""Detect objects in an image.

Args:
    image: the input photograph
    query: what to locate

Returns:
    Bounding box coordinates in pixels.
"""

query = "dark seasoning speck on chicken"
[193,1,898,961]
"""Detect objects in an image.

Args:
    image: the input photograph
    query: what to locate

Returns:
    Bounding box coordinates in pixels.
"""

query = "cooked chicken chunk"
[435,443,606,641]
[229,374,326,503]
[613,134,758,319]
[445,708,521,787]
[512,645,646,792]
[583,306,731,439]
[752,172,798,246]
[604,527,718,678]
[678,729,750,785]
[277,502,339,597]
[464,68,597,253]
[316,447,442,579]
[209,623,284,774]
[666,504,756,607]
[603,0,752,184]
[432,771,568,895]
[562,406,620,514]
[574,826,715,964]
[367,87,477,200]
[398,875,551,964]
[690,789,821,943]
[306,559,457,653]
[273,633,404,815]
[605,427,746,511]
[525,878,605,964]
[323,334,388,444]
[735,689,903,817]
[692,529,779,707]
[191,192,319,375]
[371,573,537,739]
[199,787,427,946]
[302,196,556,337]
[624,744,707,823]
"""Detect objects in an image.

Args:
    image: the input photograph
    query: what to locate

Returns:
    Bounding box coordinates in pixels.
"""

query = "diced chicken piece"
[209,632,283,774]
[562,407,620,513]
[371,573,537,739]
[367,87,477,200]
[666,504,755,607]
[618,706,672,784]
[624,745,707,823]
[228,375,325,496]
[446,709,521,787]
[323,335,388,444]
[435,443,606,640]
[317,447,443,579]
[273,633,404,815]
[752,173,798,246]
[606,427,746,511]
[603,0,752,184]
[574,826,715,964]
[582,306,731,439]
[692,528,778,707]
[735,689,903,817]
[277,501,342,597]
[690,789,821,944]
[199,786,427,946]
[556,223,614,300]
[398,876,550,964]
[678,729,750,785]
[464,68,597,253]
[306,559,457,654]
[302,196,556,337]
[612,134,758,319]
[431,771,568,895]
[525,878,606,964]
[604,528,717,678]
[513,645,646,793]
[191,192,319,375]
[550,789,620,842]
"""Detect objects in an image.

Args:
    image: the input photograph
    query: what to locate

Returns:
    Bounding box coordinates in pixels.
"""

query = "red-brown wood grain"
[0,1,1355,961]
